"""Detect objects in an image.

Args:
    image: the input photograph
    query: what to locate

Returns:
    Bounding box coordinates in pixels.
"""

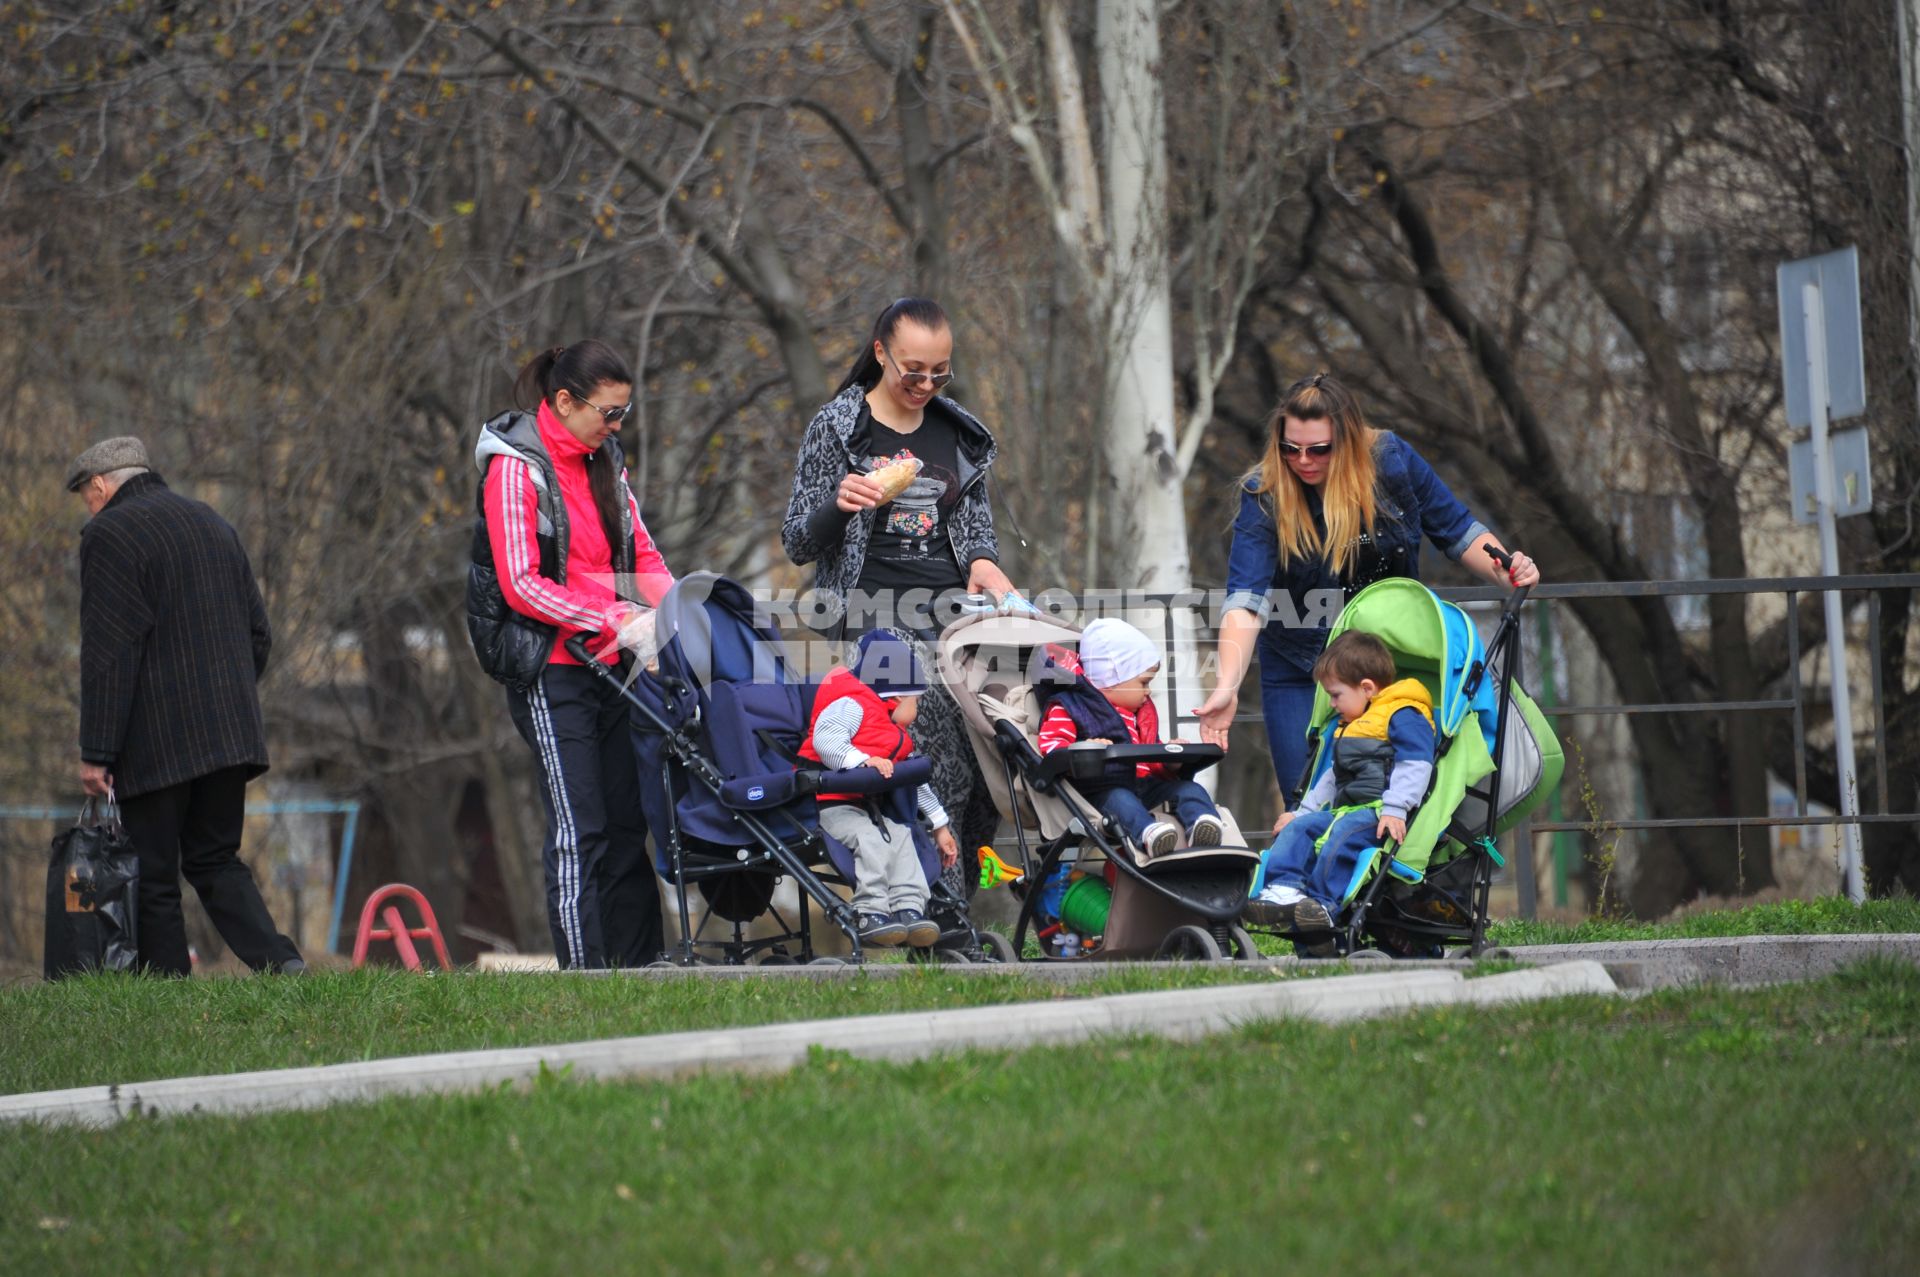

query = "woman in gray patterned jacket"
[782,297,1015,888]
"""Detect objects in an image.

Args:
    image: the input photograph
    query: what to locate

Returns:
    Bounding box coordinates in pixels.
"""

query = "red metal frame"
[350,883,453,971]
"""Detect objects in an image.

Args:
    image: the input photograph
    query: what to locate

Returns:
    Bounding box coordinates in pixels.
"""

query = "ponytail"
[835,297,949,394]
[513,340,632,411]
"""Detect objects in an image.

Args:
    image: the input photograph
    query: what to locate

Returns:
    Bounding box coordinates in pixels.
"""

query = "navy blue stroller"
[569,572,1004,965]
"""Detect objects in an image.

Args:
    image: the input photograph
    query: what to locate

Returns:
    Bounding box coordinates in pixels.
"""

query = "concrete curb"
[1489,933,1920,989]
[530,957,1479,981]
[0,961,1615,1129]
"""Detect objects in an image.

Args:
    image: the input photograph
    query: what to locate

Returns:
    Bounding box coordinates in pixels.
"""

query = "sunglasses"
[575,396,633,424]
[883,345,954,391]
[1279,440,1334,458]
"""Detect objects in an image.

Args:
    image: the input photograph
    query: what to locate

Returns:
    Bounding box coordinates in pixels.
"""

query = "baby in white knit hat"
[1036,618,1224,858]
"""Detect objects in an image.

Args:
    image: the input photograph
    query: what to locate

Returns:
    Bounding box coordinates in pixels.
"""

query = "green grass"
[0,963,1323,1096]
[4,960,1916,1274]
[1489,894,1920,946]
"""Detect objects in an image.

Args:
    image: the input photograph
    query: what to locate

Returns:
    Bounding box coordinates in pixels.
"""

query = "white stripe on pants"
[527,679,587,965]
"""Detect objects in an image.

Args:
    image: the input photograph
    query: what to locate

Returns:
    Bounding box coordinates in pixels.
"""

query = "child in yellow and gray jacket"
[1243,630,1435,947]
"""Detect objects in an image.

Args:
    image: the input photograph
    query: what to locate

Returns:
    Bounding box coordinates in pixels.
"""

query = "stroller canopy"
[1301,577,1562,877]
[1309,578,1500,741]
[633,572,939,885]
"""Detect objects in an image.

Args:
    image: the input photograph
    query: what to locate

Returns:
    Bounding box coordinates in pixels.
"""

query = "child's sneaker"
[1187,814,1225,847]
[1291,897,1334,934]
[1140,821,1179,859]
[857,912,908,946]
[893,908,940,948]
[1242,884,1303,927]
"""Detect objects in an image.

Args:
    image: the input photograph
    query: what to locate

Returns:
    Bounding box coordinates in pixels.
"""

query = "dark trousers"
[1095,776,1219,844]
[119,765,301,976]
[1260,672,1320,804]
[508,664,663,969]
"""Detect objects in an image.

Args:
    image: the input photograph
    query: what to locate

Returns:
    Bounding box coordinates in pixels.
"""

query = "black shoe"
[274,958,309,975]
[894,908,941,948]
[1241,896,1292,928]
[857,912,909,946]
[1295,935,1341,959]
[1292,898,1333,933]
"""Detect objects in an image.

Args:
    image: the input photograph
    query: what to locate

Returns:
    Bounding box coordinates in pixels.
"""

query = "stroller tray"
[1036,740,1223,784]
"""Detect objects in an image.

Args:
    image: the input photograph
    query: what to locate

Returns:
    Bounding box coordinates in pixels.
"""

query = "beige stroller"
[938,605,1264,960]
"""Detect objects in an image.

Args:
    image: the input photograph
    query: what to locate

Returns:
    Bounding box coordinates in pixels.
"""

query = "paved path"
[0,961,1615,1129]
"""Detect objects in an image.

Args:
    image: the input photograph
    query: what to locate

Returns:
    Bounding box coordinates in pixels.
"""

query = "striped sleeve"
[1036,703,1080,755]
[810,696,869,769]
[484,456,610,631]
[915,783,951,831]
[623,477,675,606]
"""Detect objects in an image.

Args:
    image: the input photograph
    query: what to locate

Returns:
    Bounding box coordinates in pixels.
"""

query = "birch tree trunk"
[1096,0,1192,595]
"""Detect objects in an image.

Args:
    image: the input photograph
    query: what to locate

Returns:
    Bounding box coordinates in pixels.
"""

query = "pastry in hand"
[866,455,923,504]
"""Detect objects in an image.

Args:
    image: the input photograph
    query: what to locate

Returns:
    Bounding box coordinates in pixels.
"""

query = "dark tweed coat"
[780,383,1000,625]
[78,473,272,798]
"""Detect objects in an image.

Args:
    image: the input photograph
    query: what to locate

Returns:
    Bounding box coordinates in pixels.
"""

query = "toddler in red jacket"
[799,630,959,947]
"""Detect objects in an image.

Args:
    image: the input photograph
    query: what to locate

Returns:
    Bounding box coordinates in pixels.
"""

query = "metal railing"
[1430,572,1918,917]
[1114,572,1919,919]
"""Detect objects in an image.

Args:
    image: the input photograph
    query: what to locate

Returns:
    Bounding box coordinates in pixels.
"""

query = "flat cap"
[65,436,150,492]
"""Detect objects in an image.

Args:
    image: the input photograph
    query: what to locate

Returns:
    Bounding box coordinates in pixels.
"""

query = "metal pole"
[1803,279,1867,902]
[1536,600,1573,909]
[324,801,363,955]
[1900,0,1920,431]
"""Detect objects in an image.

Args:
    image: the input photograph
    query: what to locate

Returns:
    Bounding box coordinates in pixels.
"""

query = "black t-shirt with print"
[853,405,967,591]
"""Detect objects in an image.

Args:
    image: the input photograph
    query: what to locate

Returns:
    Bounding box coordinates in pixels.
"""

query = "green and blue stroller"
[1248,572,1563,957]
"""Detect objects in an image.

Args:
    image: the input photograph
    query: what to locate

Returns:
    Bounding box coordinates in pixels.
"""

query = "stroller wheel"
[1226,925,1263,962]
[807,956,849,968]
[758,953,799,967]
[1347,948,1392,964]
[1156,925,1224,962]
[644,959,681,971]
[935,949,974,965]
[977,931,1019,965]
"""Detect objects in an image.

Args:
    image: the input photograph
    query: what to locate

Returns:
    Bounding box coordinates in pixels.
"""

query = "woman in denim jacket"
[1195,374,1538,801]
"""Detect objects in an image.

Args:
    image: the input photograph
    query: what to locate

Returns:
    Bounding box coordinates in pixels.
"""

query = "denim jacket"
[1223,433,1488,678]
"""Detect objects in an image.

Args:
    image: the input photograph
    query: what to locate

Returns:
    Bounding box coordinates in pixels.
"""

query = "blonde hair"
[1245,372,1379,578]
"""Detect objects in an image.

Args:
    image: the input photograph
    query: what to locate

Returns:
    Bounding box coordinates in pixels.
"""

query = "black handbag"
[43,793,141,979]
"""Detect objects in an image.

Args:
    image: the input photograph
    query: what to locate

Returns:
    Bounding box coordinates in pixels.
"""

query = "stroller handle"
[1482,543,1531,615]
[568,633,683,693]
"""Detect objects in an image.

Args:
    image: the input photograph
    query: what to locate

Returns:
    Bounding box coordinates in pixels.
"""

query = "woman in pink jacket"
[467,340,673,968]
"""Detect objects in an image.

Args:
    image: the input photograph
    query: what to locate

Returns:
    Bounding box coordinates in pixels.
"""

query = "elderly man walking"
[68,437,303,976]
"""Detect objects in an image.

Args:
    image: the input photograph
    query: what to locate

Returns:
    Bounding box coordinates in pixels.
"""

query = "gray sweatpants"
[818,803,929,914]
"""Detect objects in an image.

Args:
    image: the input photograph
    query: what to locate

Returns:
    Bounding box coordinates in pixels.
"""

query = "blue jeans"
[1095,777,1219,844]
[1259,673,1319,804]
[1259,807,1382,913]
